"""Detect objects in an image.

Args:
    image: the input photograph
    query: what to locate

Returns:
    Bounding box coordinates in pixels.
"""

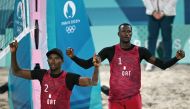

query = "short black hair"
[46,48,63,60]
[118,23,132,31]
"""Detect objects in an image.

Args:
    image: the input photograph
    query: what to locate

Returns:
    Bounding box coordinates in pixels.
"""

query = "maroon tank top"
[41,70,71,109]
[109,44,141,102]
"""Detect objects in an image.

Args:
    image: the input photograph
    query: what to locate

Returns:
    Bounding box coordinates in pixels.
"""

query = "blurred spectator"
[143,0,177,71]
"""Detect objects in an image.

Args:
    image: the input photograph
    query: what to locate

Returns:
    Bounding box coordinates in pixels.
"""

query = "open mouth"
[50,65,56,69]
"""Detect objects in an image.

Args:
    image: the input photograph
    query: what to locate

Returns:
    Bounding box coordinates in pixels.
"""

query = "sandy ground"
[100,64,190,109]
[1,64,190,109]
[0,68,9,109]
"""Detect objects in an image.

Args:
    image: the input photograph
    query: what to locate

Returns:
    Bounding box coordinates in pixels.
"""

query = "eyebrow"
[48,55,61,58]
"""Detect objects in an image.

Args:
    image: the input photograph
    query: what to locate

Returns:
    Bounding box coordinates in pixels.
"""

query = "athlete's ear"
[118,32,120,36]
[118,32,121,38]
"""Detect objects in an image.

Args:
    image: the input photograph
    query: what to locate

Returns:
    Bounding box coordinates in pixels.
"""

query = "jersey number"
[44,84,48,92]
[118,57,122,65]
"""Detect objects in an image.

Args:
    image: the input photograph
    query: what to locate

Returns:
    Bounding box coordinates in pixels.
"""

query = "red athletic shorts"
[108,93,142,109]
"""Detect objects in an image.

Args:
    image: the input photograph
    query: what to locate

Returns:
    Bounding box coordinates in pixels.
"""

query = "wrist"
[70,55,75,59]
[175,56,180,60]
[11,51,17,54]
[94,65,99,68]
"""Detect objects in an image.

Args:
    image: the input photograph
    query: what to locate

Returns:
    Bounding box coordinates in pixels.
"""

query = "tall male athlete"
[10,40,101,109]
[66,23,185,109]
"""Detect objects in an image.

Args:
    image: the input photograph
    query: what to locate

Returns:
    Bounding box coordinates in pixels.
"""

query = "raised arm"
[66,48,94,69]
[10,40,32,79]
[78,54,101,86]
[147,50,185,70]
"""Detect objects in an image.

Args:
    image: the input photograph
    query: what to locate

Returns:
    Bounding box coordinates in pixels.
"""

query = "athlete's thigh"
[125,94,142,109]
[108,101,125,109]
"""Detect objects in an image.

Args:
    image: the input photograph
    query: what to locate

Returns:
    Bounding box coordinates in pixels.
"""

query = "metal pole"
[34,0,39,49]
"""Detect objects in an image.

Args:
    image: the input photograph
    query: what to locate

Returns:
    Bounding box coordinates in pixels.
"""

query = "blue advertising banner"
[8,0,32,109]
[49,0,102,108]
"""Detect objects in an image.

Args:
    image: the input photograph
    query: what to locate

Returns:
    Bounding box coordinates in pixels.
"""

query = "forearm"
[154,57,179,70]
[79,66,99,86]
[91,66,99,86]
[72,56,94,69]
[11,52,21,75]
[11,52,32,79]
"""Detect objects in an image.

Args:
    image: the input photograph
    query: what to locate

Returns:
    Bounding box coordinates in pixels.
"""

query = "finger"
[177,50,181,54]
[67,47,73,51]
[67,47,70,51]
[178,50,185,58]
[96,55,101,62]
[12,40,17,47]
[178,50,184,55]
[181,50,185,56]
[181,50,184,54]
[179,50,182,53]
[93,54,98,63]
[9,42,13,46]
[93,54,96,61]
[15,40,17,44]
[10,42,15,46]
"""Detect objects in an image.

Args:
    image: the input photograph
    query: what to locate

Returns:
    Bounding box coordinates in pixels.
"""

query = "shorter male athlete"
[10,40,101,109]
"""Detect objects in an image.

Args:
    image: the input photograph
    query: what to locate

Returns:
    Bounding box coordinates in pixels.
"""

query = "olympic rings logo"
[65,25,76,34]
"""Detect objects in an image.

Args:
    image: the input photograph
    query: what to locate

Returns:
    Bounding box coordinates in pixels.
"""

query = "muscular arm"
[79,55,100,86]
[140,47,181,70]
[71,56,93,69]
[67,55,100,88]
[10,42,32,79]
[66,67,99,90]
[79,66,99,86]
[70,46,114,69]
[148,56,179,70]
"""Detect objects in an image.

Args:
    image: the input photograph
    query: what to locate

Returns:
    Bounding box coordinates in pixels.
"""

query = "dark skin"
[10,40,101,86]
[117,25,185,64]
[67,24,185,65]
[118,25,132,49]
[47,54,63,75]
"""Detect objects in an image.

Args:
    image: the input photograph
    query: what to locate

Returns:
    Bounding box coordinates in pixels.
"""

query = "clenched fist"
[9,40,18,53]
[93,54,101,67]
[66,47,74,58]
[176,49,185,60]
